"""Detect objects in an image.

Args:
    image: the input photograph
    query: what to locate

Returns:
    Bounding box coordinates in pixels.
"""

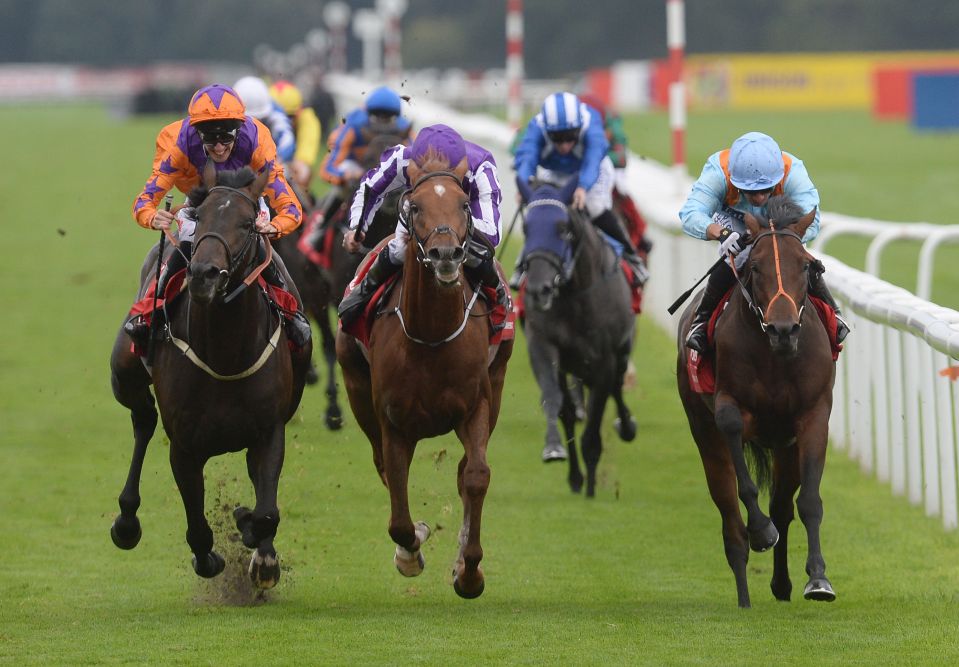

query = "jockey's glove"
[717,228,746,256]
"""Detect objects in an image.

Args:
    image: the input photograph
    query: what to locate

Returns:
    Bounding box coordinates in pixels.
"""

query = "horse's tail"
[744,441,772,492]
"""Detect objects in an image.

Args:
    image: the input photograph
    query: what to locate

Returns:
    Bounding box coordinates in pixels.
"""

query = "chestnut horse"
[676,196,836,608]
[109,163,310,589]
[336,154,513,599]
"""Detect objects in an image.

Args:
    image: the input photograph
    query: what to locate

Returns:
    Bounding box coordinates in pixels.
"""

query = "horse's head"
[402,152,471,285]
[187,161,269,304]
[517,177,579,311]
[743,195,817,356]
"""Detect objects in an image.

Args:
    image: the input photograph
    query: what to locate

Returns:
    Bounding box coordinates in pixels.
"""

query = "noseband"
[399,170,472,269]
[191,185,259,297]
[736,227,806,333]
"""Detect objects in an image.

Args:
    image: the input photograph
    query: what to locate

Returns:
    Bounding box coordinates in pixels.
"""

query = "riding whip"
[496,205,525,259]
[147,194,173,365]
[667,255,727,316]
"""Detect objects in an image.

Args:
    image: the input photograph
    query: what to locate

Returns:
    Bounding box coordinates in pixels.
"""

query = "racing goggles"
[199,128,238,146]
[548,129,579,144]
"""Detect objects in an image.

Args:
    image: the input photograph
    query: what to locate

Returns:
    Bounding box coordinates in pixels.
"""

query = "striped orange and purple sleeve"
[251,119,302,237]
[132,120,192,229]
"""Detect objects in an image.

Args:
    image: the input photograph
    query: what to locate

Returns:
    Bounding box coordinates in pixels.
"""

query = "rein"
[732,225,805,333]
[163,184,283,380]
[391,169,479,346]
[399,170,473,266]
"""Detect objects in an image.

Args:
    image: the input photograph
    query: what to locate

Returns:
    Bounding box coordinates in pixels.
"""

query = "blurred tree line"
[2,0,959,78]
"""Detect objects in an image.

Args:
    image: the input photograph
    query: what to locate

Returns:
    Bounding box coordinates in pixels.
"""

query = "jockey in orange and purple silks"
[124,83,312,349]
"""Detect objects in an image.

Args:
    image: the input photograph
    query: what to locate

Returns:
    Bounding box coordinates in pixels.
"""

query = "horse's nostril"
[451,248,465,262]
[203,266,221,282]
[426,247,443,262]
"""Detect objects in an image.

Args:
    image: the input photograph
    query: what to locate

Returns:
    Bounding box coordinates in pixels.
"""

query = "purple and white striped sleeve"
[468,160,503,247]
[348,145,409,234]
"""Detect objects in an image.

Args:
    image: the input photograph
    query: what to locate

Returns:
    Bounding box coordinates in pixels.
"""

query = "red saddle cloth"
[341,249,515,349]
[127,269,299,357]
[297,209,337,268]
[686,292,844,395]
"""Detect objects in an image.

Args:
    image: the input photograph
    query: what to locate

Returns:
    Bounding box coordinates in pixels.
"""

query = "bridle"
[733,225,807,333]
[190,185,261,301]
[398,170,472,271]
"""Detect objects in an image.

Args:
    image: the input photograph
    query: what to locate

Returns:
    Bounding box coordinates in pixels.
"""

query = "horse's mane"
[758,195,804,230]
[187,167,256,206]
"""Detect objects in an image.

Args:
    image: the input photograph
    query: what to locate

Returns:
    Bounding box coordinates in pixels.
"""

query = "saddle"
[685,290,844,395]
[127,269,300,358]
[340,248,515,350]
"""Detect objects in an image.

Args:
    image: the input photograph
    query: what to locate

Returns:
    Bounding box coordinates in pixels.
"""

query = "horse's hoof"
[542,442,568,462]
[305,364,319,385]
[192,550,226,578]
[394,548,425,577]
[110,516,142,550]
[749,521,779,552]
[803,578,836,602]
[614,416,637,442]
[771,578,792,602]
[325,408,343,431]
[249,550,281,590]
[569,475,584,494]
[453,573,485,599]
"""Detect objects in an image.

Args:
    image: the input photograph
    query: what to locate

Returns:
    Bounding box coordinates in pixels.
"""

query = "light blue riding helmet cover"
[541,92,582,132]
[728,132,785,191]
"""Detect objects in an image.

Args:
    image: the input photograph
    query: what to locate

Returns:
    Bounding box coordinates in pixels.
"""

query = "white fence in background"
[326,74,959,531]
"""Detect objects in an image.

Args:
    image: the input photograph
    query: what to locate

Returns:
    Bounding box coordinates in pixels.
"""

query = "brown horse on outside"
[109,163,310,589]
[336,153,513,599]
[676,196,836,608]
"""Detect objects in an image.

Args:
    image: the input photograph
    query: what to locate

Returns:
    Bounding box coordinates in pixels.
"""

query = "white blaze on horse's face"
[433,184,447,197]
[218,200,231,214]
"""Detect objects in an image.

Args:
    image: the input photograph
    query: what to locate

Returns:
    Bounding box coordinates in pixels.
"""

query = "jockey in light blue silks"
[678,131,849,353]
[513,92,648,287]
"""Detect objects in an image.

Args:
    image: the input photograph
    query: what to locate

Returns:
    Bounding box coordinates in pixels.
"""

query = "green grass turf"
[2,104,959,664]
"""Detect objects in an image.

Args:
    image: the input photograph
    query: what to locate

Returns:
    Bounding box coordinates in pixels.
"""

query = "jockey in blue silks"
[679,131,849,353]
[514,92,648,287]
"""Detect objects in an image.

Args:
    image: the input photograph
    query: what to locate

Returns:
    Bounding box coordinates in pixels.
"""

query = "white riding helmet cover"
[232,76,272,119]
[728,132,785,191]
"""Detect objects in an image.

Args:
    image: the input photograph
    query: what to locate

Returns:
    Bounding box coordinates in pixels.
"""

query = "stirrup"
[835,314,850,345]
[286,313,313,348]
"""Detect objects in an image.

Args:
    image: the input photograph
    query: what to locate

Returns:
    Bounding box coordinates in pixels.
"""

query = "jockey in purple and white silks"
[337,124,509,327]
[514,91,648,287]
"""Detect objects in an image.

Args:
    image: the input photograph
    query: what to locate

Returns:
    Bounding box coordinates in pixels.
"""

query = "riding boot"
[259,242,313,349]
[307,193,343,253]
[337,248,402,327]
[465,252,511,332]
[124,241,192,346]
[685,260,737,353]
[808,261,850,344]
[508,254,525,290]
[592,209,650,288]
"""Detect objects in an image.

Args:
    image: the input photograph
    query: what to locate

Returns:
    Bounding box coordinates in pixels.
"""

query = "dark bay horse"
[272,133,404,431]
[518,179,636,497]
[676,196,836,608]
[110,163,310,589]
[336,154,513,599]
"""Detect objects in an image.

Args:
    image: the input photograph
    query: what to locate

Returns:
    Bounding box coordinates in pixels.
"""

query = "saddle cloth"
[340,243,515,350]
[127,269,299,357]
[686,291,843,395]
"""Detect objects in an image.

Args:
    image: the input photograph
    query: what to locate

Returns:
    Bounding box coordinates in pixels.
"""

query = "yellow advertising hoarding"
[685,51,959,110]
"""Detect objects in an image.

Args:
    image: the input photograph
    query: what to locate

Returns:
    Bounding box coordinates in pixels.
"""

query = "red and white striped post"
[378,0,407,86]
[667,0,686,184]
[506,0,525,130]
